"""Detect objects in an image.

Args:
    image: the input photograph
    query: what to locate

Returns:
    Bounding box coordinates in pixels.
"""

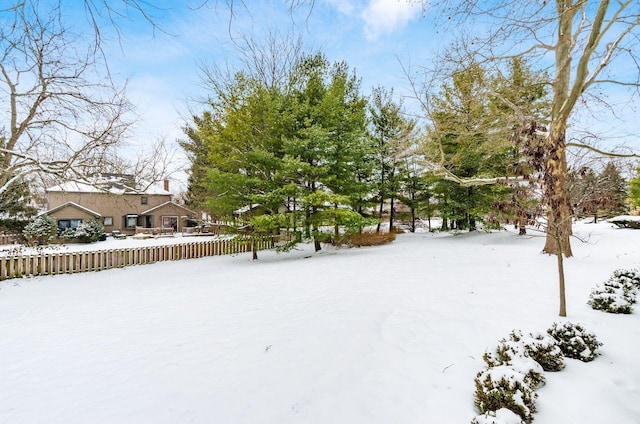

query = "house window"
[161,216,178,231]
[125,215,138,228]
[103,217,113,226]
[57,219,82,231]
[141,196,148,205]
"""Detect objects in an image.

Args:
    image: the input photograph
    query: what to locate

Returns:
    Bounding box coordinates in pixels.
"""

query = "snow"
[1,221,639,423]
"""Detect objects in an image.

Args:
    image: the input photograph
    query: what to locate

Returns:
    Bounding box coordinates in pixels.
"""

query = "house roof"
[40,202,102,218]
[46,177,171,196]
[139,201,195,216]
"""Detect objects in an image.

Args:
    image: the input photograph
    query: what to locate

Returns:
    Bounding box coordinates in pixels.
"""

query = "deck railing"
[0,236,276,280]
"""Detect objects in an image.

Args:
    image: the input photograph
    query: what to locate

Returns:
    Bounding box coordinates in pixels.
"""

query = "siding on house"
[43,178,196,234]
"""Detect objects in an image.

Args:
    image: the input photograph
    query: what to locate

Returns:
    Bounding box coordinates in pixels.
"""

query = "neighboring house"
[42,174,196,234]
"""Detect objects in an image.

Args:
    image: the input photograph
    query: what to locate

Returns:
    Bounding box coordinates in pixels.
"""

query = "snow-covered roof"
[46,177,171,196]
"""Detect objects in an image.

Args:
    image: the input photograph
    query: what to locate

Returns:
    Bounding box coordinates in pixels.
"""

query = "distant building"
[42,175,196,234]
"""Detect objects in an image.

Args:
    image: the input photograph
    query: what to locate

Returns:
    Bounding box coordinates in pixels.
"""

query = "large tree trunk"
[542,124,573,257]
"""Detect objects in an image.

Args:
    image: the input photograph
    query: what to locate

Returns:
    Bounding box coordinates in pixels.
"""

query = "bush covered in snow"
[588,269,640,314]
[588,284,634,313]
[483,337,546,389]
[473,365,537,424]
[611,268,640,288]
[74,219,104,243]
[471,408,525,424]
[508,330,565,372]
[22,215,58,246]
[57,219,105,243]
[546,322,602,362]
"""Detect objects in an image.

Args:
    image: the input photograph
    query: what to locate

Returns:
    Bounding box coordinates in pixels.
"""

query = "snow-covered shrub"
[588,284,634,314]
[611,268,640,289]
[507,330,565,372]
[483,338,546,388]
[58,228,76,240]
[22,215,58,246]
[546,322,602,362]
[608,270,640,298]
[74,219,104,243]
[471,408,525,424]
[474,365,537,424]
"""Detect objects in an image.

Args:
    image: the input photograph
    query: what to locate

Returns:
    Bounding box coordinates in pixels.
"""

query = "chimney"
[163,179,170,192]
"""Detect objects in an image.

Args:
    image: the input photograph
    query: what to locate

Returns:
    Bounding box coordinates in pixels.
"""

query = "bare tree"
[0,1,174,200]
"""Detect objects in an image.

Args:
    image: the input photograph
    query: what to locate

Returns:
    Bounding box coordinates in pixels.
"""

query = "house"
[43,174,196,234]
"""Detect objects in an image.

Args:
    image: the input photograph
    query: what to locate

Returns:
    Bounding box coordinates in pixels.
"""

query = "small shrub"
[58,228,77,240]
[347,230,396,247]
[588,284,634,314]
[474,365,537,424]
[547,322,602,362]
[483,339,545,388]
[508,330,565,372]
[23,215,58,246]
[471,408,525,424]
[612,268,640,289]
[74,219,104,243]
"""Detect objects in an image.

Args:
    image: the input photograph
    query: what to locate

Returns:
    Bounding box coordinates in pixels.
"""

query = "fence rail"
[0,236,276,280]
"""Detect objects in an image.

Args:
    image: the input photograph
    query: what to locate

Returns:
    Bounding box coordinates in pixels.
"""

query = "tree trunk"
[518,222,526,235]
[542,128,573,257]
[389,196,395,232]
[554,226,567,317]
[410,205,416,233]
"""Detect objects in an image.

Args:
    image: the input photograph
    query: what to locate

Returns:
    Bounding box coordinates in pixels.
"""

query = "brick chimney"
[163,179,170,192]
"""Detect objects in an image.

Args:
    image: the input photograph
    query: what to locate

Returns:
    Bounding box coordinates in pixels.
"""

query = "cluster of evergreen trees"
[180,53,632,250]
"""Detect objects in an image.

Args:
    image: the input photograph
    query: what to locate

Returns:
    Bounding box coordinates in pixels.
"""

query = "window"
[57,219,82,231]
[125,215,138,228]
[141,196,148,205]
[103,217,113,226]
[162,216,178,231]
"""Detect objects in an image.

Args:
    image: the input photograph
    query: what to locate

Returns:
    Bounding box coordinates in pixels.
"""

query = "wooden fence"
[0,236,276,280]
[0,233,22,245]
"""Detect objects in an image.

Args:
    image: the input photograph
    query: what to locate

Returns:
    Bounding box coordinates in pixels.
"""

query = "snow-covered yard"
[1,221,638,423]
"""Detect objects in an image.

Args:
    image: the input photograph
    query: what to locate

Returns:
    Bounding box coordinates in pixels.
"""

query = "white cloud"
[361,0,423,40]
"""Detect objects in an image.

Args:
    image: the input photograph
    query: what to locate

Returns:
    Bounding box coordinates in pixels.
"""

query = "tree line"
[179,52,631,253]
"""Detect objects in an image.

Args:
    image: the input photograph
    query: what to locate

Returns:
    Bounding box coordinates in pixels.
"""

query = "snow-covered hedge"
[473,365,537,424]
[588,268,640,314]
[473,323,600,423]
[23,215,58,246]
[546,322,602,362]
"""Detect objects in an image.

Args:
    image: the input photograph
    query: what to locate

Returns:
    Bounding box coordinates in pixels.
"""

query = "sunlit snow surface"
[1,221,638,423]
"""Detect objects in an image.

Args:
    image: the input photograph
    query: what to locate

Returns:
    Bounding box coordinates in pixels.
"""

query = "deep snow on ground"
[1,222,639,423]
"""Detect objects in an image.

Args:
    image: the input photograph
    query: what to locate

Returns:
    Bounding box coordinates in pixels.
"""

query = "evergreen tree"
[0,177,37,219]
[182,53,372,254]
[427,59,549,232]
[279,54,370,250]
[368,86,417,232]
[571,162,628,222]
